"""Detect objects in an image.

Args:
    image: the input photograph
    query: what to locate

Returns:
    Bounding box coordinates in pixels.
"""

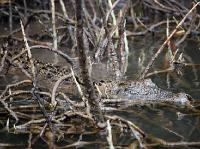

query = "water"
[0,1,200,148]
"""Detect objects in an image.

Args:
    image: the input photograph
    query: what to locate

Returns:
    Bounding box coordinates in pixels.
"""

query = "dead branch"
[75,0,104,124]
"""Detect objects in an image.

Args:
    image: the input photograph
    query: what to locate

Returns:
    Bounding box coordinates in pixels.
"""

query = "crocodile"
[0,40,192,106]
[97,79,192,106]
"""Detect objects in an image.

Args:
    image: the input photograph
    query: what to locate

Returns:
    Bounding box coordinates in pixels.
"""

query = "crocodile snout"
[173,93,193,105]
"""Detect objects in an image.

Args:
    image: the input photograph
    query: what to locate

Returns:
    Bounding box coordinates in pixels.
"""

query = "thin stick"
[0,50,8,73]
[106,0,121,24]
[30,45,75,66]
[0,100,19,122]
[9,0,12,34]
[20,21,36,84]
[166,17,173,63]
[59,0,69,20]
[106,120,115,149]
[51,74,72,106]
[70,67,91,116]
[23,0,28,24]
[107,0,119,37]
[145,68,174,78]
[51,0,58,50]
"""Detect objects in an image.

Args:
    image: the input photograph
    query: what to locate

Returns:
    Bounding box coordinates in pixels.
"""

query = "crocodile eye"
[98,80,105,86]
[186,94,193,101]
[46,73,52,79]
[95,82,101,86]
[100,80,105,83]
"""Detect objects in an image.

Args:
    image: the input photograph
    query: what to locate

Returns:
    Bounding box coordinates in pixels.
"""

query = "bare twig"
[51,74,72,106]
[20,20,36,84]
[59,0,69,20]
[30,45,75,66]
[0,100,19,123]
[106,0,120,25]
[9,0,12,34]
[50,0,58,51]
[0,50,8,73]
[70,67,91,116]
[106,120,115,149]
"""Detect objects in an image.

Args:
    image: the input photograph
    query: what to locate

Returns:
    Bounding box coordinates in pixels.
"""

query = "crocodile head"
[97,79,193,106]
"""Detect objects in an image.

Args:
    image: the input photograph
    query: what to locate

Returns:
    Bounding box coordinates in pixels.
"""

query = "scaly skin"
[98,79,192,105]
